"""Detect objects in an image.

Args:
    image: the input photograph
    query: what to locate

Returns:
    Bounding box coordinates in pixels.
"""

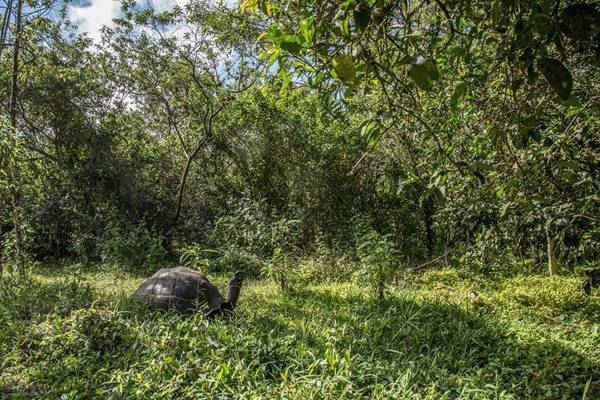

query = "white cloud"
[67,1,239,43]
[68,0,122,42]
[150,0,188,11]
[68,0,194,42]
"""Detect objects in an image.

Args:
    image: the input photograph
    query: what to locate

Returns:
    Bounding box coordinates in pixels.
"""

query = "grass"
[0,265,598,399]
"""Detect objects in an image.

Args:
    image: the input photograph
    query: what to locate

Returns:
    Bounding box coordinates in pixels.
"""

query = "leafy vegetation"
[1,0,599,398]
[1,267,598,399]
[1,0,598,275]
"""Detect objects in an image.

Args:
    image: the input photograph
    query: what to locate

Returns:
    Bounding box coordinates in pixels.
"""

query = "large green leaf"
[537,58,573,100]
[332,54,356,84]
[408,57,439,91]
[450,82,467,109]
[279,35,302,55]
[268,25,302,55]
[299,17,315,45]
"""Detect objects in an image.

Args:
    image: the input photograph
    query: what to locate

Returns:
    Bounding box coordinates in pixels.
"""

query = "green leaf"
[408,57,439,90]
[360,120,380,148]
[268,48,281,66]
[332,54,356,84]
[134,9,153,25]
[279,70,292,95]
[258,47,280,67]
[279,35,302,55]
[537,57,572,100]
[240,0,258,13]
[267,26,302,55]
[450,81,467,109]
[267,25,284,43]
[299,17,315,45]
[341,17,351,38]
[154,11,174,24]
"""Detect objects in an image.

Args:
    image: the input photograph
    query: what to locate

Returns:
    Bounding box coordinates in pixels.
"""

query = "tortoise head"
[221,271,243,314]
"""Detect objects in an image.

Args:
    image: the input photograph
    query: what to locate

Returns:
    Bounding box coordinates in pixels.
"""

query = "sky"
[67,0,187,42]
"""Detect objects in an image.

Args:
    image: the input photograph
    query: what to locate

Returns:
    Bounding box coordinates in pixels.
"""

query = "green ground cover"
[1,267,598,399]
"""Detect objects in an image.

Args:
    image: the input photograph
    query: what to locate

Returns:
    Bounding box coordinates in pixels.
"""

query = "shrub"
[99,222,168,271]
[355,226,400,301]
[178,243,210,272]
[263,246,300,293]
[458,228,520,275]
[210,245,264,276]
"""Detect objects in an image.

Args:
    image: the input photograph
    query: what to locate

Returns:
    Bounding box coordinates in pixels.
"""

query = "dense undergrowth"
[0,265,598,400]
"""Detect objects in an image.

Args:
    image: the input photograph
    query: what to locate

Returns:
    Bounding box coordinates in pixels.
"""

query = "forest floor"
[0,266,598,399]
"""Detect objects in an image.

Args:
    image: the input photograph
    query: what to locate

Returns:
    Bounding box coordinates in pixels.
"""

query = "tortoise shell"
[132,267,228,315]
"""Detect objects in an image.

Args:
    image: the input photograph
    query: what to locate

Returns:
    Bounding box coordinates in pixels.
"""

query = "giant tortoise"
[131,267,243,318]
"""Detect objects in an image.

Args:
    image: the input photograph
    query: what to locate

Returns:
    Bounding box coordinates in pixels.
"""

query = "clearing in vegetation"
[1,266,598,399]
[1,1,599,399]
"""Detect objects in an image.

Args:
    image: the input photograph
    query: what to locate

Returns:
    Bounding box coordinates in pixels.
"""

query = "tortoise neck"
[226,283,241,308]
[226,273,243,308]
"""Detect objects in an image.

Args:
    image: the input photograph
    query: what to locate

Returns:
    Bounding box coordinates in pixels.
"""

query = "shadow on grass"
[0,275,96,322]
[2,274,598,399]
[247,287,599,399]
[35,262,158,279]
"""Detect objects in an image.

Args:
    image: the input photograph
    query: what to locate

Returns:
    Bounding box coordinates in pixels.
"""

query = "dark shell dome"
[131,267,243,317]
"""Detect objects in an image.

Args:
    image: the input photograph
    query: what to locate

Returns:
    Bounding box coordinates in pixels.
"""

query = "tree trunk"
[8,0,24,274]
[546,222,558,276]
[168,134,210,238]
[422,195,435,257]
[0,0,15,59]
[377,268,385,302]
[443,242,450,268]
[172,155,194,231]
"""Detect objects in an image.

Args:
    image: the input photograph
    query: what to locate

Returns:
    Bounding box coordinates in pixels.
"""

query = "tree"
[107,2,262,236]
[242,0,600,272]
[0,0,25,274]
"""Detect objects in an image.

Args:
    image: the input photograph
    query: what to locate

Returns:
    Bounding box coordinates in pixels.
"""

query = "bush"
[209,245,264,276]
[263,246,301,293]
[99,222,168,271]
[354,225,400,301]
[177,243,210,272]
[207,199,274,256]
[298,255,356,283]
[458,228,521,275]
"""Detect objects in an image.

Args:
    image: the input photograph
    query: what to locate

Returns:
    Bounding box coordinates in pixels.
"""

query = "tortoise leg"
[205,307,222,320]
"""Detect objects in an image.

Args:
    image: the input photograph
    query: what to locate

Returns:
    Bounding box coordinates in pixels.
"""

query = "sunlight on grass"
[1,267,598,399]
